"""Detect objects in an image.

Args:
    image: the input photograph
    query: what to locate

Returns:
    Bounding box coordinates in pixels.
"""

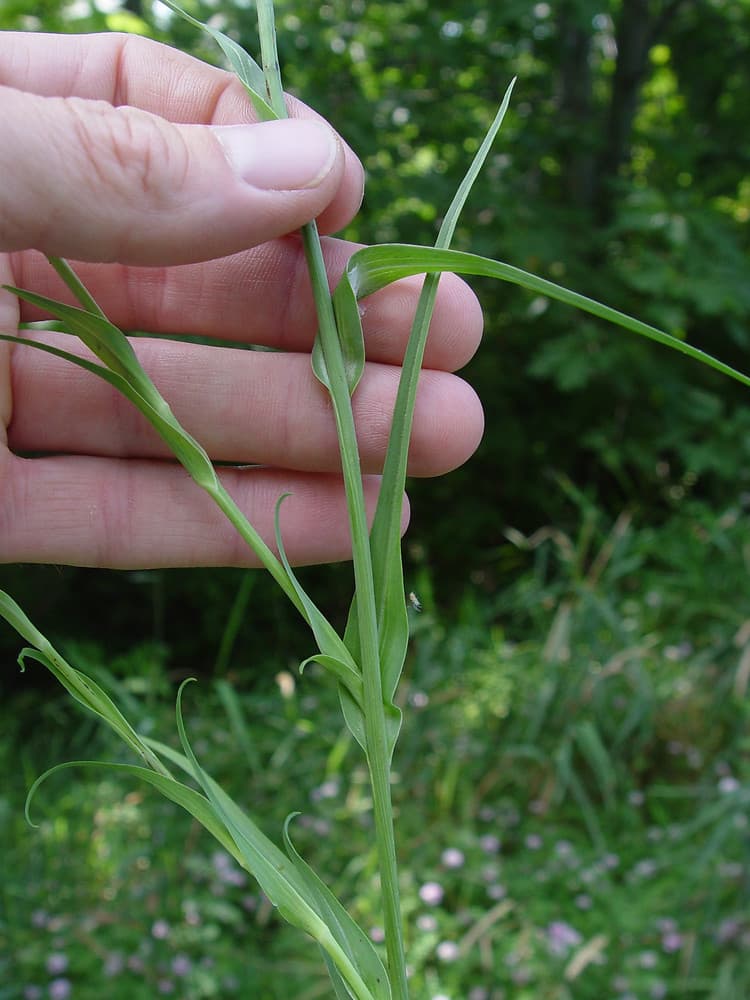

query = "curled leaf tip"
[284,810,302,830]
[176,677,199,717]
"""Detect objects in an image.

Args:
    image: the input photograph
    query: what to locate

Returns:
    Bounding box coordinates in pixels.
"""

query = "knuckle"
[67,98,189,204]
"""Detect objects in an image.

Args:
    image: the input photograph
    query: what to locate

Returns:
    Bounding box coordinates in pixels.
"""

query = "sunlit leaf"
[342,82,518,756]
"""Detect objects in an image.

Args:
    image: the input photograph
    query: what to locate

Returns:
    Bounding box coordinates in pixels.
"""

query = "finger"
[0,84,351,265]
[9,335,484,478]
[13,242,485,371]
[0,31,363,236]
[0,452,404,569]
[0,259,16,443]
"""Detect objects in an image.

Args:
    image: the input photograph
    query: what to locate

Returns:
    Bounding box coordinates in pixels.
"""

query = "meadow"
[3,497,749,1000]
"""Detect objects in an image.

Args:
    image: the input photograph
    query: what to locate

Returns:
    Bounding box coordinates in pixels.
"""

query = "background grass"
[3,498,750,999]
[2,0,750,671]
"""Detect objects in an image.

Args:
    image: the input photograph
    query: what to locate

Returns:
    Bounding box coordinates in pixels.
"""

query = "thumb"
[0,86,346,265]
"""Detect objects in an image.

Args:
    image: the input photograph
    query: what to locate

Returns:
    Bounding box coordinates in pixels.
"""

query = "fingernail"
[212,119,339,191]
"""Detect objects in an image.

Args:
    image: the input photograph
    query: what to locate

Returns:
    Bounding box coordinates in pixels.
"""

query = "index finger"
[0,30,364,235]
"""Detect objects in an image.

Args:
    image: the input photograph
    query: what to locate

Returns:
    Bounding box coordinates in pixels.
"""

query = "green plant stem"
[207,481,306,620]
[256,0,285,118]
[255,1,408,990]
[301,225,409,999]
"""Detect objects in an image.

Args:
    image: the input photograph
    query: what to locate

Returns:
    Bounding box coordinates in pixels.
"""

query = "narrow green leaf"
[338,687,368,752]
[0,591,169,777]
[574,721,616,811]
[3,286,150,390]
[435,81,517,250]
[214,576,255,674]
[47,256,108,316]
[18,648,169,775]
[300,655,363,706]
[25,760,241,861]
[0,331,219,490]
[273,496,363,690]
[215,678,262,774]
[256,0,287,119]
[32,750,392,1000]
[0,327,300,607]
[157,0,277,121]
[283,814,392,1000]
[147,746,377,1000]
[325,959,361,1000]
[166,692,377,1000]
[338,690,402,759]
[338,245,750,390]
[314,282,366,395]
[343,84,518,745]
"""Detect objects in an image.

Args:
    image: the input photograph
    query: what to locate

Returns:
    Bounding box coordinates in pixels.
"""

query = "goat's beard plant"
[2,2,749,997]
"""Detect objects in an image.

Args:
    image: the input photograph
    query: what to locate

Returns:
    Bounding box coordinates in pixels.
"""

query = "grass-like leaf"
[215,676,262,773]
[25,759,241,858]
[336,245,750,390]
[157,0,277,121]
[283,814,392,1000]
[6,4,746,994]
[0,304,305,612]
[341,83,518,747]
[6,286,153,392]
[272,496,364,705]
[2,605,384,1000]
[0,329,219,489]
[313,281,366,395]
[300,654,363,705]
[255,0,287,119]
[168,686,384,1000]
[0,591,170,778]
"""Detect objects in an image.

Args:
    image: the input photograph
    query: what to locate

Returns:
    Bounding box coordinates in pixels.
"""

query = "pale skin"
[0,32,485,569]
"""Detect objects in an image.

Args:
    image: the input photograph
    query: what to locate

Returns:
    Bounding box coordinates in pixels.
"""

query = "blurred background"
[1,1,749,998]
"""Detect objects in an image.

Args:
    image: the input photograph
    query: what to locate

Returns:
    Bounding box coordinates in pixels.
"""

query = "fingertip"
[362,475,411,536]
[400,490,412,536]
[426,271,485,371]
[315,143,365,234]
[410,370,485,476]
[345,264,485,371]
[211,119,342,192]
[286,94,364,235]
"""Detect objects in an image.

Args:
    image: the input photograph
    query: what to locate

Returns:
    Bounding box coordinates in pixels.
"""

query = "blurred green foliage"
[0,0,748,662]
[3,497,750,997]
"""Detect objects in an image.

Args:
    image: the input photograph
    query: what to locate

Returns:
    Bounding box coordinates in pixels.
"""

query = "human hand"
[0,32,484,568]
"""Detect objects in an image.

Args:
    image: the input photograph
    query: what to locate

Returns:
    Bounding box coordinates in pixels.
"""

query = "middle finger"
[8,332,484,477]
[12,236,484,372]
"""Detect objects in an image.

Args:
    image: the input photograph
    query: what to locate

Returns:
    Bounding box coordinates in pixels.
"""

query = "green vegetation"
[3,499,750,998]
[1,0,749,997]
